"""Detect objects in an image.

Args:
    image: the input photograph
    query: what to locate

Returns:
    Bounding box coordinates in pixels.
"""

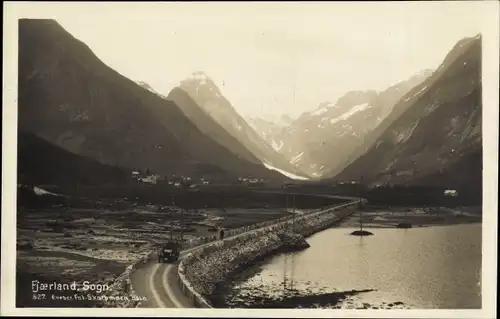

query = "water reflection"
[222,224,482,309]
[357,236,366,247]
[281,252,297,296]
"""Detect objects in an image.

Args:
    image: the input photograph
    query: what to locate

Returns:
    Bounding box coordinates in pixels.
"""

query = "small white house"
[444,189,458,197]
[139,174,161,185]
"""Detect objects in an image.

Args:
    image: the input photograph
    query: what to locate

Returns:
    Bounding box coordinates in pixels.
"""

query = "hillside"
[178,72,307,179]
[333,34,482,191]
[18,19,288,182]
[253,72,432,178]
[17,131,129,187]
[247,114,293,152]
[137,81,166,98]
[167,87,271,168]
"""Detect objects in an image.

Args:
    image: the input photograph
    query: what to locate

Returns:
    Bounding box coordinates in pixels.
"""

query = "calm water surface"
[223,224,482,309]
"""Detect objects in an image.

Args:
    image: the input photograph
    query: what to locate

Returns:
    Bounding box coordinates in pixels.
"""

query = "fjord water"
[224,224,482,309]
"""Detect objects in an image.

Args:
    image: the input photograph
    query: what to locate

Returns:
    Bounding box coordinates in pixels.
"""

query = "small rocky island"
[350,209,374,236]
[350,229,374,236]
[277,232,310,250]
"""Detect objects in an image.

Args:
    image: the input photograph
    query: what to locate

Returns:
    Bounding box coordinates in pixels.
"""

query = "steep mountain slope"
[166,87,262,165]
[137,81,166,98]
[321,72,434,178]
[178,72,307,179]
[17,131,129,187]
[333,34,482,189]
[247,115,293,152]
[18,19,288,182]
[257,72,432,178]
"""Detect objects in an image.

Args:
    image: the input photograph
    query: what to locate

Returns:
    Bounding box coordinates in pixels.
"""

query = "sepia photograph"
[2,1,498,318]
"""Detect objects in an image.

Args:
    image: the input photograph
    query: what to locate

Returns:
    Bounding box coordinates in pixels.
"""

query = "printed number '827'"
[33,293,46,300]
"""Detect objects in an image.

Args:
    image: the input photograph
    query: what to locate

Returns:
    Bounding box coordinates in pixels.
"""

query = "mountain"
[333,34,482,191]
[256,72,432,178]
[17,131,129,187]
[137,81,166,98]
[246,116,292,153]
[166,87,262,165]
[177,71,308,179]
[247,113,294,132]
[321,71,434,178]
[18,19,289,182]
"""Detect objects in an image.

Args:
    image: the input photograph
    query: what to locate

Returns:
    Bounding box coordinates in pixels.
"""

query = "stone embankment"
[98,245,157,307]
[96,224,233,307]
[98,231,216,308]
[178,201,360,308]
[101,199,361,308]
[277,232,310,250]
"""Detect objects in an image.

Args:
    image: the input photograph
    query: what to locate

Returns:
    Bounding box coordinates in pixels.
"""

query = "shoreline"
[207,208,482,309]
[180,204,359,306]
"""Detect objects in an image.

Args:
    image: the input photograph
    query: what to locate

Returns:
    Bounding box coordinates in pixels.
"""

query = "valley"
[16,186,345,307]
[10,12,489,312]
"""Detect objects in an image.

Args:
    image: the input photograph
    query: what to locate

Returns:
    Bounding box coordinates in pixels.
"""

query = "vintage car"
[157,241,180,263]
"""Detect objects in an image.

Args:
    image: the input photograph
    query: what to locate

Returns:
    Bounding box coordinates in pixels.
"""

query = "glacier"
[262,162,309,180]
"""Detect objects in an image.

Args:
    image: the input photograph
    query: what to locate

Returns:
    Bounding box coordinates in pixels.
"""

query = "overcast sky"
[24,2,490,119]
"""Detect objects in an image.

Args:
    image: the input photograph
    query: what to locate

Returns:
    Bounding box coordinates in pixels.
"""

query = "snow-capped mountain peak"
[311,105,330,116]
[248,71,433,179]
[179,71,223,98]
[188,71,213,85]
[176,73,305,178]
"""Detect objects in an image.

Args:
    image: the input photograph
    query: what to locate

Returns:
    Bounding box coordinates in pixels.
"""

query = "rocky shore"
[223,288,377,308]
[181,205,356,305]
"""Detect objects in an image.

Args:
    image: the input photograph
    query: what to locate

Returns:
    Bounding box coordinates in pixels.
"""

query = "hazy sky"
[25,2,490,119]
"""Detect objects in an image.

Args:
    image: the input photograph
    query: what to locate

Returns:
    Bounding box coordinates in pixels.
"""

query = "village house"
[444,189,458,197]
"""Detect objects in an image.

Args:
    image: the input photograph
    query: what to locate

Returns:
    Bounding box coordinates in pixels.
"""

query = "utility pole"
[180,211,184,243]
[285,194,289,231]
[170,193,174,240]
[283,253,288,294]
[359,210,363,232]
[289,55,297,235]
[285,194,288,213]
[180,187,184,243]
